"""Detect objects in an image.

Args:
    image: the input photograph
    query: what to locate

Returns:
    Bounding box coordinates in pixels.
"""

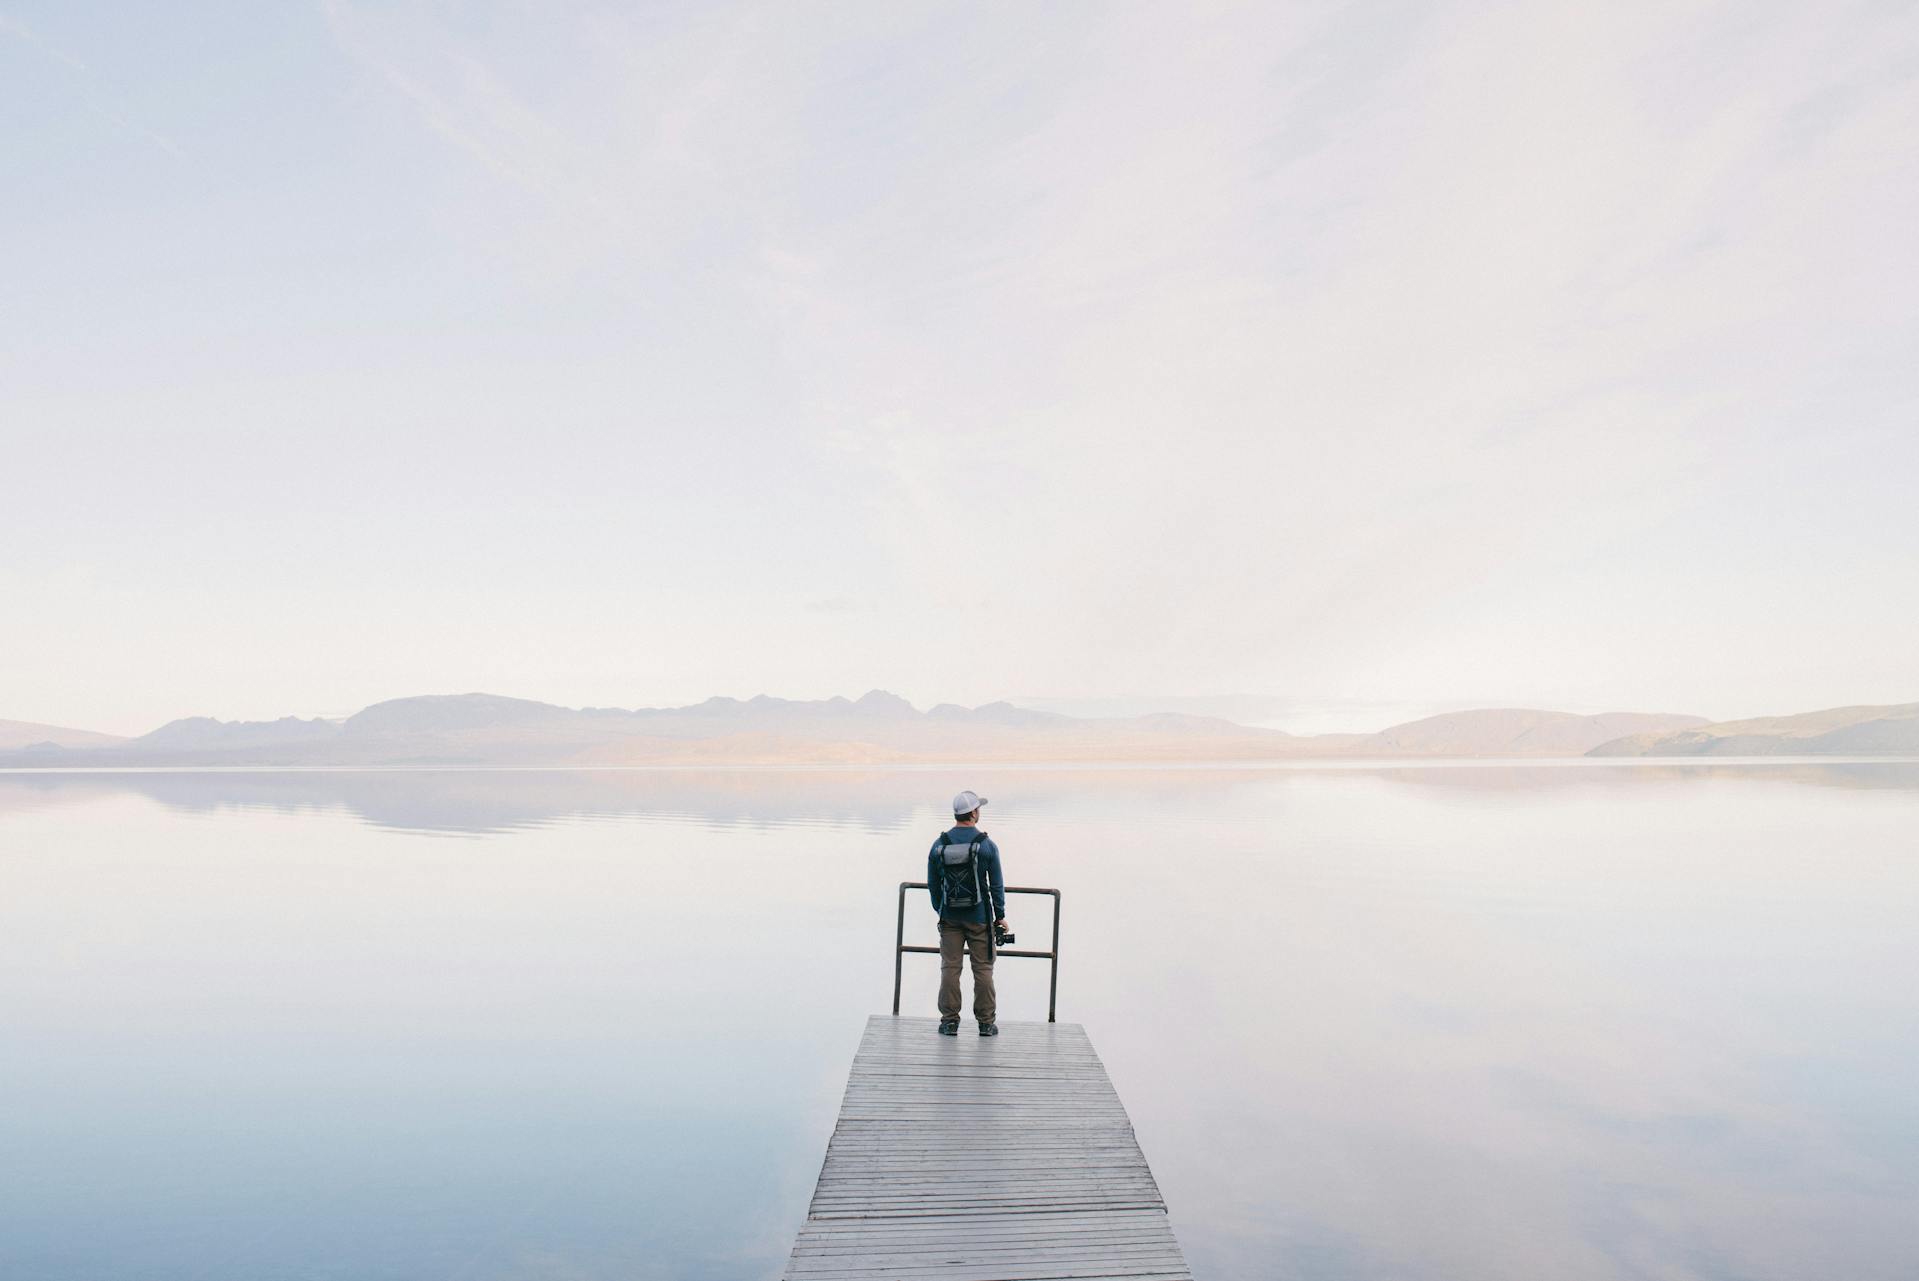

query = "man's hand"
[996,918,1007,928]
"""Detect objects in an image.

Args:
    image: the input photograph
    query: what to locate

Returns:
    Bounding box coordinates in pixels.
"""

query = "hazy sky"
[4,2,1916,735]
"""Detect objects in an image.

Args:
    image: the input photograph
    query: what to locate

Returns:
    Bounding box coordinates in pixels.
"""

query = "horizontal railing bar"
[899,945,1055,958]
[899,881,1058,897]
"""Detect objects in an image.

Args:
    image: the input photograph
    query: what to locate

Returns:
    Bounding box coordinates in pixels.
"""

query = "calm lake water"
[3,763,1916,1280]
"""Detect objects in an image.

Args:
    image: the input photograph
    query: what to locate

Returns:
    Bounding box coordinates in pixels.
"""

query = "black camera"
[994,922,1015,947]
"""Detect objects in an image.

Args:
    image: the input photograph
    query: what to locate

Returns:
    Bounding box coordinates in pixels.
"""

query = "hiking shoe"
[978,1022,999,1037]
[938,1018,959,1036]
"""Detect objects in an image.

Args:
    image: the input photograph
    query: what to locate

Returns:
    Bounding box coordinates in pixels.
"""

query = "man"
[927,789,1007,1037]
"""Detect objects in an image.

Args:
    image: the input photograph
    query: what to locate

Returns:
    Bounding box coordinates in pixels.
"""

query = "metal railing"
[892,882,1062,1022]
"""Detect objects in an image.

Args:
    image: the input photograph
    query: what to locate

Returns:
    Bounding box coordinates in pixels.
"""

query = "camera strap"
[975,852,994,960]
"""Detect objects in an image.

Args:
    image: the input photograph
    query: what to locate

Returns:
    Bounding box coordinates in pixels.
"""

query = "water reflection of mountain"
[4,761,1917,837]
[0,770,928,836]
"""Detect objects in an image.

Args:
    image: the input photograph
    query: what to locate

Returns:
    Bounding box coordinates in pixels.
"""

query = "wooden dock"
[783,1015,1193,1280]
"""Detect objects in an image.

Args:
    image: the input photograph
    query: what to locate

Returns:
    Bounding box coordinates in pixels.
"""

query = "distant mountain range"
[1,692,1912,767]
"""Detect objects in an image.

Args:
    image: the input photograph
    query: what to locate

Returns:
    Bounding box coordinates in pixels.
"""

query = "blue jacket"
[927,826,1005,924]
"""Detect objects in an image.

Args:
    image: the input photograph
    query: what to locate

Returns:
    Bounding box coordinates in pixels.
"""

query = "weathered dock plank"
[783,1015,1192,1280]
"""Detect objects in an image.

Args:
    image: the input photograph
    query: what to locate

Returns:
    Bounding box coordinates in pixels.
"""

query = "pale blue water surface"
[2,764,1916,1280]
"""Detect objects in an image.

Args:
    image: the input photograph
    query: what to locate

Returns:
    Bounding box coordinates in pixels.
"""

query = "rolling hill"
[1587,703,1919,756]
[0,719,130,752]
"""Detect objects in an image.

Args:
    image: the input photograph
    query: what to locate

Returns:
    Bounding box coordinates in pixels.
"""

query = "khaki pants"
[937,917,996,1024]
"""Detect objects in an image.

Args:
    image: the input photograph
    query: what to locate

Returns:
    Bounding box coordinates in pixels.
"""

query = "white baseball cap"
[952,790,988,815]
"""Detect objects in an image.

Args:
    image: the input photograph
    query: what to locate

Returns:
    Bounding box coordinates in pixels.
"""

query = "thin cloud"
[2,10,184,156]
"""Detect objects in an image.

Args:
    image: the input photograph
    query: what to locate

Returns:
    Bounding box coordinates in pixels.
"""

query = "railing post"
[1048,890,1061,1023]
[892,882,907,1016]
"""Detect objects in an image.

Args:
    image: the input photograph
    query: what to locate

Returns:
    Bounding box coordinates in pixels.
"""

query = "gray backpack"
[936,831,988,910]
